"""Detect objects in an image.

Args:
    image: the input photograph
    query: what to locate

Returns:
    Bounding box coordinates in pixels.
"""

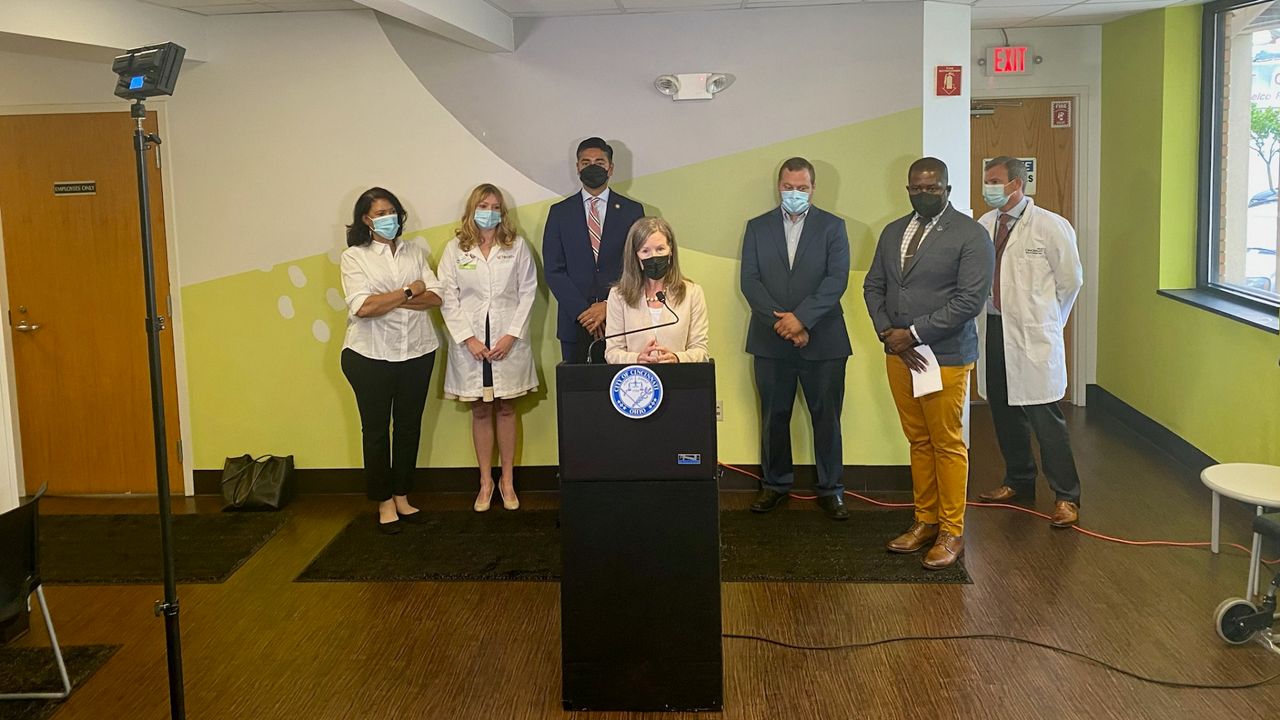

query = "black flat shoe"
[817,494,850,521]
[397,510,429,524]
[750,488,788,513]
[378,518,403,535]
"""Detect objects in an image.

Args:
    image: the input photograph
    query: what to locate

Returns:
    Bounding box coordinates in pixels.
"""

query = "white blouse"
[340,238,443,361]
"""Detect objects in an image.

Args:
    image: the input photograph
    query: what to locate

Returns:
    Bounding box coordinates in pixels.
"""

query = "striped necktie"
[587,197,602,263]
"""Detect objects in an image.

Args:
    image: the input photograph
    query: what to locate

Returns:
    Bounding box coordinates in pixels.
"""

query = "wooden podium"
[557,362,722,712]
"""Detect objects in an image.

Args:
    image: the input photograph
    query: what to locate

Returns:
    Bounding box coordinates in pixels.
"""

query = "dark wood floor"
[11,405,1280,719]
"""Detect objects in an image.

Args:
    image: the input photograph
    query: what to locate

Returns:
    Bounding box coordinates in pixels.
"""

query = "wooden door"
[0,111,182,494]
[970,96,1077,401]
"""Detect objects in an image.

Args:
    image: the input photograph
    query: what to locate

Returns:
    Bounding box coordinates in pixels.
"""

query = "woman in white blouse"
[438,184,538,512]
[605,217,710,364]
[340,187,443,534]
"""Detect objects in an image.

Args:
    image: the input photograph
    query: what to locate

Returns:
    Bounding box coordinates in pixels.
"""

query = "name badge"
[458,254,478,270]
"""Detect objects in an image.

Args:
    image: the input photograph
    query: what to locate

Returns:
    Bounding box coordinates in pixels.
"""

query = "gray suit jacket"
[863,204,994,366]
[740,206,852,360]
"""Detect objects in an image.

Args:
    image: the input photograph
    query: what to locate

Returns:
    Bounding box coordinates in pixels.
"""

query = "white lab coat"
[976,198,1083,406]
[437,235,539,399]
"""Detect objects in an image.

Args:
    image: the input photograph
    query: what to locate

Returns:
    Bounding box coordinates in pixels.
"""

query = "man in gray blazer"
[863,157,994,570]
[741,157,853,521]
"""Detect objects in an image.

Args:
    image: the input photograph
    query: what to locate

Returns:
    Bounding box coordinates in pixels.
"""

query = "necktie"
[902,219,927,273]
[587,197,602,263]
[993,213,1012,311]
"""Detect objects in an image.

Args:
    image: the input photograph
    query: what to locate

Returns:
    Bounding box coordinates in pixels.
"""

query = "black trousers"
[561,323,606,365]
[753,355,847,497]
[341,348,435,501]
[984,314,1081,505]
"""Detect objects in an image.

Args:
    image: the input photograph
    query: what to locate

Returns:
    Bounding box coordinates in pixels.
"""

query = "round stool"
[1201,463,1280,599]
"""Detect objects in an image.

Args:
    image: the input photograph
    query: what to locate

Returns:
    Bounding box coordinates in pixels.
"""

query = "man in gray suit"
[741,157,853,521]
[863,157,994,570]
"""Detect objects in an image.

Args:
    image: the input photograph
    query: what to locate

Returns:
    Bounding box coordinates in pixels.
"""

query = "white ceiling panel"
[973,15,1038,27]
[140,0,363,13]
[145,0,1199,27]
[1031,11,1128,24]
[621,0,742,8]
[972,0,1077,8]
[485,0,623,15]
[1048,0,1170,14]
[972,4,1071,17]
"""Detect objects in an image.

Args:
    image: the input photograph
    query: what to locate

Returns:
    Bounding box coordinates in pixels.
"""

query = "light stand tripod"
[129,98,186,720]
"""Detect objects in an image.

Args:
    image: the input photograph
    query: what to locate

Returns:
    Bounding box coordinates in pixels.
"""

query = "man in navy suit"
[542,137,646,364]
[741,157,853,520]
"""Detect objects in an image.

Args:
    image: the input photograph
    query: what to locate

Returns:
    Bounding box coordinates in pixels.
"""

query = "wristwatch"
[402,286,414,299]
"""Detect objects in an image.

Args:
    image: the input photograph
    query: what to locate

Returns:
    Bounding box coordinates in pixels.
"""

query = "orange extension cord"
[718,462,1280,566]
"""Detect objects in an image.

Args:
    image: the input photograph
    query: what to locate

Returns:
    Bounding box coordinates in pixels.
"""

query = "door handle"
[14,320,41,332]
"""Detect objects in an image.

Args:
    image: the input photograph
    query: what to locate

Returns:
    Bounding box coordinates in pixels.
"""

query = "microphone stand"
[587,291,680,364]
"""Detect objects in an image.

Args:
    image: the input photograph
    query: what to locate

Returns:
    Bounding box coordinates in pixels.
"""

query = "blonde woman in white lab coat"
[439,184,538,512]
[973,156,1085,528]
[605,217,709,364]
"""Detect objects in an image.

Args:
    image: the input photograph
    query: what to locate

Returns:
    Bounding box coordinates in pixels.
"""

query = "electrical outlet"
[715,400,724,422]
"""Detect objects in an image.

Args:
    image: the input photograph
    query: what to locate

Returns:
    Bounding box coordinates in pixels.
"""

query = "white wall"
[971,25,1103,401]
[924,2,974,213]
[0,0,208,60]
[0,209,20,511]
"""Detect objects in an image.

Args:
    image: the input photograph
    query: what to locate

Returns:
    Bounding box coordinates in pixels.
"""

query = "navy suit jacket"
[542,190,645,342]
[862,204,994,366]
[740,206,852,360]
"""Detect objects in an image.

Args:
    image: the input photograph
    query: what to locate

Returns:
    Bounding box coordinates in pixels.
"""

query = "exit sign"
[987,46,1032,76]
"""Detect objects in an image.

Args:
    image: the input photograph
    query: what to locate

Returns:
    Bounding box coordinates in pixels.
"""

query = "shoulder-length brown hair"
[456,183,517,252]
[615,216,689,307]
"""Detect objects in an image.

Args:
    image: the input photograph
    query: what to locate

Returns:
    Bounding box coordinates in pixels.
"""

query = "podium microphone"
[586,291,680,364]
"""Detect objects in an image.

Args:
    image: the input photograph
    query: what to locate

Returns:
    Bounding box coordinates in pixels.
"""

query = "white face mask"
[370,214,400,240]
[982,181,1012,208]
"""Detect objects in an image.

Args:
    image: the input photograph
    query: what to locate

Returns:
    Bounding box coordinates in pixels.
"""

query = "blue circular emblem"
[609,365,663,419]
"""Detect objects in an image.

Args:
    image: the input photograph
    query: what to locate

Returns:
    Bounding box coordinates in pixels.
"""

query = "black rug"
[0,645,119,720]
[41,513,288,584]
[296,509,969,584]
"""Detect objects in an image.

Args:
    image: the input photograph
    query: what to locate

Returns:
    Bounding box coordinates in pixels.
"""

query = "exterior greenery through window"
[1200,0,1280,308]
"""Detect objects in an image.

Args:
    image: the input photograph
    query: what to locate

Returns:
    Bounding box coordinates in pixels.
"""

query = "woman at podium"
[437,184,539,513]
[604,217,709,364]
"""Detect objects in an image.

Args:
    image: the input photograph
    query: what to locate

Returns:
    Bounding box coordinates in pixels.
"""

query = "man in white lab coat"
[974,156,1085,528]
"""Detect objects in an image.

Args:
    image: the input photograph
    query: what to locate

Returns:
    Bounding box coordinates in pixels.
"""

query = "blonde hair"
[614,217,689,307]
[455,183,517,252]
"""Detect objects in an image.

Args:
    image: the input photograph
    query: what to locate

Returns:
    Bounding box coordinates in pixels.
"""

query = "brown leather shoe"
[1050,501,1079,528]
[978,486,1018,502]
[922,531,964,570]
[886,521,939,554]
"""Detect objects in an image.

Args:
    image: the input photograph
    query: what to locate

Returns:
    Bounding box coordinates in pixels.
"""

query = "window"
[1199,0,1280,318]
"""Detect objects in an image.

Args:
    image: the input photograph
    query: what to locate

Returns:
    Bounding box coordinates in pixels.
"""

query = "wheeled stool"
[1214,512,1280,654]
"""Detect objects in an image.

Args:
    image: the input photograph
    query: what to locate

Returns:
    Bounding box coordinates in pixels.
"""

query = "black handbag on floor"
[220,454,294,511]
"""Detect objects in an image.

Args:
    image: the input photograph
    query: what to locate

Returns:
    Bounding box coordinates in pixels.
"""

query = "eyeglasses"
[906,184,948,195]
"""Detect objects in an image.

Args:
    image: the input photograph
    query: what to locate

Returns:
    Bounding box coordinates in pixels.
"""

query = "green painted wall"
[183,109,923,469]
[1099,7,1280,464]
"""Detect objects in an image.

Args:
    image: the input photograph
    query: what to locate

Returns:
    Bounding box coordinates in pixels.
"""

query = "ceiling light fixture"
[653,73,735,101]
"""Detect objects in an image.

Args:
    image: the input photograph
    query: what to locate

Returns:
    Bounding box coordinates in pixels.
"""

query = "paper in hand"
[911,345,943,398]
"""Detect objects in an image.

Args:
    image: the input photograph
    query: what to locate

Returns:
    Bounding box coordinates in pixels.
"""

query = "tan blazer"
[604,281,710,364]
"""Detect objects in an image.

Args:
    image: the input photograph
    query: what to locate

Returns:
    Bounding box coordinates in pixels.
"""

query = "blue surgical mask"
[781,190,810,215]
[473,209,501,230]
[982,182,1011,208]
[370,214,399,240]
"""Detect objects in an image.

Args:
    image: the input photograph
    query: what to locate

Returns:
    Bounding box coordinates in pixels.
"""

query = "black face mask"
[909,192,947,219]
[579,164,609,190]
[641,255,671,280]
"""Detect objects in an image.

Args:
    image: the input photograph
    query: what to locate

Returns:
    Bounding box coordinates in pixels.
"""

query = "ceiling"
[141,0,1206,30]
